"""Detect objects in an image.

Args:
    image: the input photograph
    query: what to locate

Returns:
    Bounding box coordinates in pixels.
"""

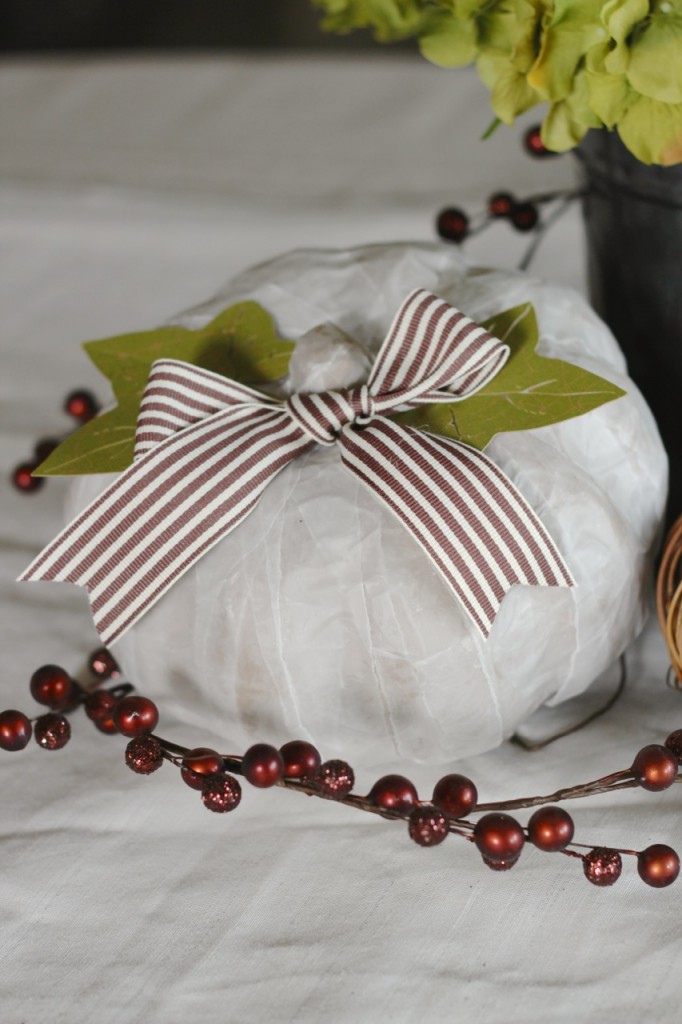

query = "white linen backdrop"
[1,56,680,1024]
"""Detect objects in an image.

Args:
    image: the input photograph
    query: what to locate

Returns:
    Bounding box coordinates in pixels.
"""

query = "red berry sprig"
[434,126,581,271]
[1,651,681,889]
[11,389,100,494]
[436,188,580,261]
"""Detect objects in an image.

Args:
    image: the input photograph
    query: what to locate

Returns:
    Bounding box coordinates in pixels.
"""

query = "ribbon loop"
[285,385,377,445]
[20,289,574,645]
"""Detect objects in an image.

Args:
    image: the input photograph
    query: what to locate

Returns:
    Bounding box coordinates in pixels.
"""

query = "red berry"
[126,736,164,775]
[637,844,680,888]
[88,647,120,680]
[113,695,158,737]
[527,806,574,852]
[664,729,682,761]
[432,773,478,819]
[62,680,85,712]
[436,207,469,243]
[510,201,539,232]
[583,848,622,886]
[0,709,33,751]
[34,437,59,463]
[408,805,449,847]
[482,854,520,871]
[631,744,679,791]
[201,774,242,813]
[242,743,284,788]
[181,747,224,789]
[523,125,554,157]
[34,713,71,750]
[65,389,99,421]
[279,739,321,780]
[473,813,525,864]
[94,716,118,735]
[313,760,355,800]
[30,664,72,709]
[12,463,43,493]
[84,690,117,723]
[368,774,418,814]
[488,191,515,218]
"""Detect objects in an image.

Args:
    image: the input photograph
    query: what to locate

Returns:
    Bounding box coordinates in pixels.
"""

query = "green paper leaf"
[36,301,295,476]
[392,303,625,450]
[35,405,138,477]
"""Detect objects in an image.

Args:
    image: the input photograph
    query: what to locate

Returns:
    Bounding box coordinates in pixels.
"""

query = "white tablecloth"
[1,55,680,1024]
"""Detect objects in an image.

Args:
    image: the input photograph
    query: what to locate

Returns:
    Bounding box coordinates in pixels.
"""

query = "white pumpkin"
[67,243,667,764]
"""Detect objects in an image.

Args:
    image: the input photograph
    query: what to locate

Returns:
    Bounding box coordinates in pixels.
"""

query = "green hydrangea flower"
[313,0,682,164]
[588,1,682,162]
[312,0,432,41]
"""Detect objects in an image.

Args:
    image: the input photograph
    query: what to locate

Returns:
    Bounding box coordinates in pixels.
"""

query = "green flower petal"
[419,11,478,66]
[476,0,538,56]
[602,0,650,74]
[541,69,602,151]
[617,94,682,163]
[626,7,682,103]
[528,0,607,100]
[585,42,633,126]
[477,54,541,123]
[508,0,551,72]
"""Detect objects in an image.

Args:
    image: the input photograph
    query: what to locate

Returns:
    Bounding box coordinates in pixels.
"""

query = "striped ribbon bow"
[21,290,573,644]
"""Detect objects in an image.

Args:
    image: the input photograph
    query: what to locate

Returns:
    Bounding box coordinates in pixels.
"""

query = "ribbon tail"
[339,419,574,638]
[20,406,313,646]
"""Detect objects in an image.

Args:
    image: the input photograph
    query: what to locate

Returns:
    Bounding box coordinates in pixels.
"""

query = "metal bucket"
[576,130,682,518]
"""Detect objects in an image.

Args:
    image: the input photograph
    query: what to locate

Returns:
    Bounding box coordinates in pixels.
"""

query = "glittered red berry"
[523,125,554,157]
[436,207,469,243]
[0,709,33,751]
[84,690,117,723]
[482,854,520,872]
[637,844,680,888]
[64,389,99,421]
[30,664,72,710]
[473,812,525,864]
[88,647,120,680]
[488,191,515,218]
[313,759,355,800]
[201,774,242,813]
[34,713,71,750]
[126,736,164,775]
[664,729,682,761]
[527,806,574,853]
[113,695,158,738]
[181,747,224,789]
[34,437,59,463]
[368,774,418,814]
[279,739,321,780]
[510,201,539,232]
[408,805,449,847]
[432,773,478,819]
[242,743,284,788]
[631,744,679,791]
[583,848,622,886]
[12,463,43,493]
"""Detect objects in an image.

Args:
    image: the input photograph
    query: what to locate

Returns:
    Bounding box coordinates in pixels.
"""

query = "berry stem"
[475,769,641,812]
[517,194,575,272]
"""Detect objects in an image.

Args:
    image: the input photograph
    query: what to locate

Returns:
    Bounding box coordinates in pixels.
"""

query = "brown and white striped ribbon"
[20,289,573,644]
